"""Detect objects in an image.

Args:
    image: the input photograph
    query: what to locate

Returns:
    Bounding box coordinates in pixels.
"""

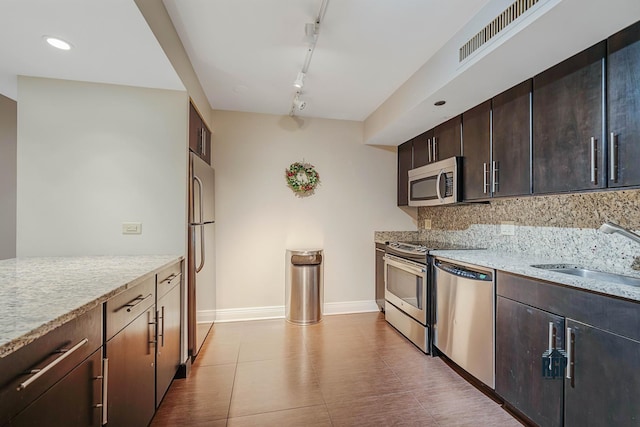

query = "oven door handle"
[384,255,427,274]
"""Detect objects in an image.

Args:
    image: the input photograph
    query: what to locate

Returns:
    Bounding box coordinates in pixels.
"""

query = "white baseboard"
[211,300,379,323]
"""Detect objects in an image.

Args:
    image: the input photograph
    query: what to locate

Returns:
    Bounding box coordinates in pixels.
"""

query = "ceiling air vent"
[459,0,540,62]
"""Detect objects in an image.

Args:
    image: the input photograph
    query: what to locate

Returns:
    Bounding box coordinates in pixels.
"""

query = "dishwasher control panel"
[435,260,493,281]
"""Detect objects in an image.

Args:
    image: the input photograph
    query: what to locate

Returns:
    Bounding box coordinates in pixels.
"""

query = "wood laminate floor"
[151,312,522,426]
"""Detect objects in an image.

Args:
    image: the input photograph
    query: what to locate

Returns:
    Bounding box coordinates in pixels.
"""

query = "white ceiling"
[162,0,491,121]
[0,0,183,100]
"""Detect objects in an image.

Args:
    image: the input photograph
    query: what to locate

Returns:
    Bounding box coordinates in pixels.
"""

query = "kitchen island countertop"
[0,255,182,358]
[430,249,640,303]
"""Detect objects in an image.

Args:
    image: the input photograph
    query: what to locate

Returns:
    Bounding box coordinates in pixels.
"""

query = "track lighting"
[293,96,307,111]
[293,72,306,90]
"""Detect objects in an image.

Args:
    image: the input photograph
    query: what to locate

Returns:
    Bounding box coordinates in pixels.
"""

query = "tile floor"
[151,312,523,426]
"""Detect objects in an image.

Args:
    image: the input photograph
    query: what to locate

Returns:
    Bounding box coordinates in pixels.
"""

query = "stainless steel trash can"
[285,249,323,325]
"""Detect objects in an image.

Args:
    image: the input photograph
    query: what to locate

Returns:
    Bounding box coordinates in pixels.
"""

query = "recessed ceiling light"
[434,100,446,106]
[44,36,72,51]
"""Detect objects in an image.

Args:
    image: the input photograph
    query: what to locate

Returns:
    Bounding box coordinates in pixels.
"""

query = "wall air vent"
[459,0,540,62]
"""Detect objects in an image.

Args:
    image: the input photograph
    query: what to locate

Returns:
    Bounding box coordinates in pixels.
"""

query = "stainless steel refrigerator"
[188,152,216,358]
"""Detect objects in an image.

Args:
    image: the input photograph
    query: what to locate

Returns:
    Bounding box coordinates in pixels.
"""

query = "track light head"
[293,71,306,90]
[293,96,307,111]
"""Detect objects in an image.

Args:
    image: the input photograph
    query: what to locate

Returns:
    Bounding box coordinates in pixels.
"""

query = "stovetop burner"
[386,240,483,261]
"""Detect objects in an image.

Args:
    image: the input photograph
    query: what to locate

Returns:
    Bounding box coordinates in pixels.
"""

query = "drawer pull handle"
[160,273,180,285]
[17,338,89,391]
[118,293,153,312]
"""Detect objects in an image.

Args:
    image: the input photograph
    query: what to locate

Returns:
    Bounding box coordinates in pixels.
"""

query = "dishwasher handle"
[434,260,492,281]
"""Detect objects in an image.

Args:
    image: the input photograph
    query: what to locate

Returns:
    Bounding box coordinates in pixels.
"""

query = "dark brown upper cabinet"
[433,115,462,162]
[412,131,432,168]
[462,100,492,201]
[492,80,532,198]
[397,140,412,206]
[532,42,606,194]
[607,20,640,188]
[189,102,211,165]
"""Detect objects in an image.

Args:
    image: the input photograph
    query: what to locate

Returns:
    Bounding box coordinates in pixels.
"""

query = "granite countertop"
[0,255,182,358]
[430,249,640,302]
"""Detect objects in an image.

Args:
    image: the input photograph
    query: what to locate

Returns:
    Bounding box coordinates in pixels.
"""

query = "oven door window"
[386,264,423,310]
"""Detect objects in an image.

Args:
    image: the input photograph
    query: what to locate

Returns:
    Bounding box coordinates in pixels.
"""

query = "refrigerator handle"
[193,175,204,224]
[197,225,206,273]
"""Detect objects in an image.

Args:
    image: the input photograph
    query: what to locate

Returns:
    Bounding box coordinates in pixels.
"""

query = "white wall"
[211,111,415,319]
[16,77,188,256]
[0,94,16,260]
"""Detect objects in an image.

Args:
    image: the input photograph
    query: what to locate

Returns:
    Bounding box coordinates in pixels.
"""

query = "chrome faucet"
[599,221,640,271]
[599,221,640,245]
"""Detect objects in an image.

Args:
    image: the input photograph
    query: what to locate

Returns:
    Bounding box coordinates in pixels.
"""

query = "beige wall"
[0,94,16,260]
[16,77,188,256]
[211,111,415,317]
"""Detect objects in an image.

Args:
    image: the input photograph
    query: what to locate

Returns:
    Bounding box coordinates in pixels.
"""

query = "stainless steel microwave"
[408,156,461,206]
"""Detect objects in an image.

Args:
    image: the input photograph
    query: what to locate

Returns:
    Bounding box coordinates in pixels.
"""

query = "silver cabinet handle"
[160,273,180,285]
[483,162,488,194]
[566,327,573,380]
[17,338,89,391]
[548,322,554,352]
[610,132,618,183]
[102,358,109,425]
[427,139,432,163]
[590,137,597,184]
[118,293,152,313]
[492,160,499,193]
[158,306,165,347]
[433,137,438,162]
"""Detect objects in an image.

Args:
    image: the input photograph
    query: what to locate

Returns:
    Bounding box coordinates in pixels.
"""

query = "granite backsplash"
[376,189,640,273]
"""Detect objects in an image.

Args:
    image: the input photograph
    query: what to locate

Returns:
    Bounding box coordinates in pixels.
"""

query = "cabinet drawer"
[105,276,155,341]
[497,271,640,341]
[0,305,102,425]
[157,262,182,300]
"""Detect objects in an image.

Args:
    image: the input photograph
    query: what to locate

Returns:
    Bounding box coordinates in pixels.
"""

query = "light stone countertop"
[0,255,183,358]
[430,249,640,303]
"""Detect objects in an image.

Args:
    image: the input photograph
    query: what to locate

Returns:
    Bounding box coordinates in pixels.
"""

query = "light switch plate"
[423,219,432,230]
[500,221,515,236]
[122,222,142,235]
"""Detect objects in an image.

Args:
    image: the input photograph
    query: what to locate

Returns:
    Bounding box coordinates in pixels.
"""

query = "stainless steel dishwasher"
[433,257,495,389]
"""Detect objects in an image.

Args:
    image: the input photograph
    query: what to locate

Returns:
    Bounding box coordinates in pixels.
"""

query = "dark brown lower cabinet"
[106,308,156,427]
[10,350,103,427]
[496,296,564,427]
[564,319,640,427]
[156,282,182,406]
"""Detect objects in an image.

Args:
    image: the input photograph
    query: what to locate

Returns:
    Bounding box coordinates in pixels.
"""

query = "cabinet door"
[564,319,640,427]
[462,100,491,201]
[433,115,461,162]
[533,42,606,194]
[189,103,201,155]
[412,130,432,168]
[607,20,640,188]
[492,80,532,197]
[496,296,564,427]
[397,140,412,206]
[156,284,182,406]
[106,308,156,427]
[10,350,103,427]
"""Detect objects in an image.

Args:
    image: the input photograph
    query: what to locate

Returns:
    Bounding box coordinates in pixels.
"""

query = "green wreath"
[285,162,320,196]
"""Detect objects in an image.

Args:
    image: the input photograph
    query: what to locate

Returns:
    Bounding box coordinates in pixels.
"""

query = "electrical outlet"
[122,222,142,235]
[500,221,515,236]
[423,219,432,230]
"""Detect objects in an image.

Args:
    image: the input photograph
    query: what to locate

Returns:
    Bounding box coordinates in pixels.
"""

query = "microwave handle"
[435,169,444,202]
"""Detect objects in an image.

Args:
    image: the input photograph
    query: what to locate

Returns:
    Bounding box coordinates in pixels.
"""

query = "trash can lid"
[286,249,323,255]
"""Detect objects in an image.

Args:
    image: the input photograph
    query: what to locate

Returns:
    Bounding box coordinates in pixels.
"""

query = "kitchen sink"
[531,264,640,287]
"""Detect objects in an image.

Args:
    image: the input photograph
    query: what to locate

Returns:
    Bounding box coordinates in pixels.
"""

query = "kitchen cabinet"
[607,20,640,188]
[496,271,640,427]
[412,131,431,168]
[492,80,532,198]
[155,263,183,407]
[0,306,103,426]
[189,102,211,165]
[375,243,385,312]
[432,115,462,162]
[532,42,606,194]
[105,276,156,427]
[397,140,412,206]
[496,296,564,427]
[462,100,491,201]
[9,350,103,427]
